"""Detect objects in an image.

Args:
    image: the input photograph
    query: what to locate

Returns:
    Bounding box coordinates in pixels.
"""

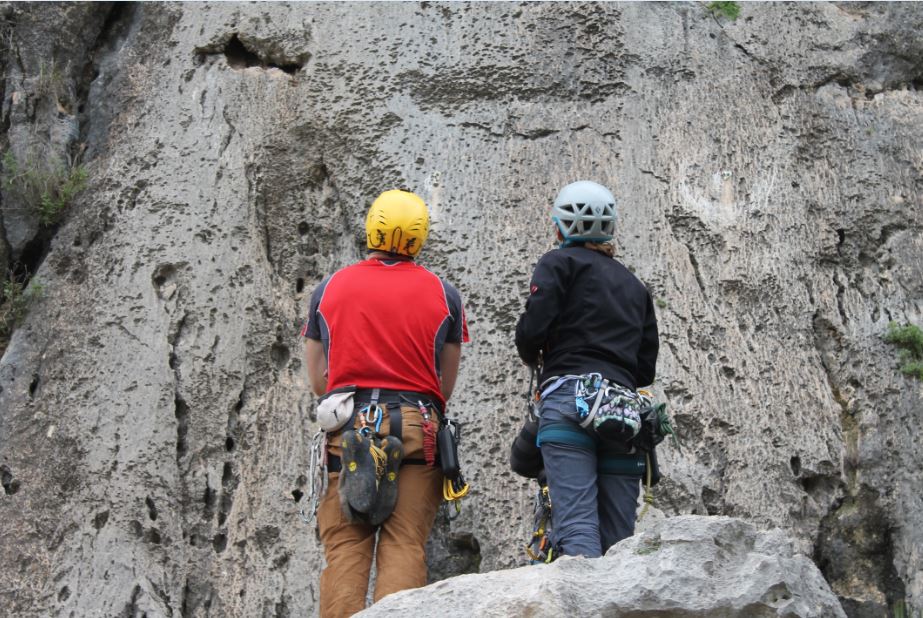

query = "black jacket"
[515,246,659,389]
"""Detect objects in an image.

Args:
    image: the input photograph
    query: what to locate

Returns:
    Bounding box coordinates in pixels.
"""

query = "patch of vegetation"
[634,538,662,556]
[656,298,668,309]
[36,59,67,101]
[883,321,923,380]
[1,149,87,226]
[0,275,43,343]
[706,1,741,20]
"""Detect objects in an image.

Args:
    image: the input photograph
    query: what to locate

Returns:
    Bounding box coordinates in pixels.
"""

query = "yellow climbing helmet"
[365,189,429,257]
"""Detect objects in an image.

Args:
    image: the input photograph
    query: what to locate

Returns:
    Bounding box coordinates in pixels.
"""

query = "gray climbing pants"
[537,385,642,558]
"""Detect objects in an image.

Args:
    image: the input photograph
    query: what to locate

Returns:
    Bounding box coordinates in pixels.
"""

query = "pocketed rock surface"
[0,3,921,617]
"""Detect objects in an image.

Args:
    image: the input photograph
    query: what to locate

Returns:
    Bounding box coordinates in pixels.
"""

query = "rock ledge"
[360,515,846,618]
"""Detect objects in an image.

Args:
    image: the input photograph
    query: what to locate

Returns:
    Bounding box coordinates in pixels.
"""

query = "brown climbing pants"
[317,404,444,618]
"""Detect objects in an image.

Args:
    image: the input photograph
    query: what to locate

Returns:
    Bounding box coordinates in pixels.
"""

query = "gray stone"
[0,2,921,617]
[359,515,847,617]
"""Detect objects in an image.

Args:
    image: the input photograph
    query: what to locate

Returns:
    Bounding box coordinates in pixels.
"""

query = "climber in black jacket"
[515,180,659,558]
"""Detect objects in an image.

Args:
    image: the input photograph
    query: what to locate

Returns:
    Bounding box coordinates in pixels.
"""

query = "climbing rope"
[420,401,437,467]
[369,441,387,481]
[636,452,655,522]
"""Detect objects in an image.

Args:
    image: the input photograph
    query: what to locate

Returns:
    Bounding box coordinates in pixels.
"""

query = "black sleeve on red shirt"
[514,251,570,365]
[636,291,659,386]
[301,277,330,340]
[442,280,470,344]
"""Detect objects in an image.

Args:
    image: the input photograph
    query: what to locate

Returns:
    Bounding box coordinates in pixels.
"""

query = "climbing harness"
[303,388,474,525]
[515,370,681,532]
[524,480,555,564]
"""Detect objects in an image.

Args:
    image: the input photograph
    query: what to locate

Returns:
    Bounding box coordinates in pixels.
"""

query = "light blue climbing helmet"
[551,180,617,245]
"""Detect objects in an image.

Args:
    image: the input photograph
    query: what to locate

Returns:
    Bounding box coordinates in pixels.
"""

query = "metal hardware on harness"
[440,499,463,522]
[301,429,328,524]
[525,483,555,564]
[578,375,608,429]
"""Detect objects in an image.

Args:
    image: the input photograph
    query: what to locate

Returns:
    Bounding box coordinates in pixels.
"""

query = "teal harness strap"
[536,422,597,450]
[598,450,646,476]
[537,422,646,476]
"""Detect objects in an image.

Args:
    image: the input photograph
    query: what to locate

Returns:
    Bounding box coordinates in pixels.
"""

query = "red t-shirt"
[302,258,469,407]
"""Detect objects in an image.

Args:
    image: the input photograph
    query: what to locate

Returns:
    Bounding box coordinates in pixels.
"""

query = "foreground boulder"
[360,516,846,617]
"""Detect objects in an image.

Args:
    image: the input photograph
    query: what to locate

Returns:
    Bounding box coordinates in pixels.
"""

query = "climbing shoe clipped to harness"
[368,435,404,526]
[338,429,382,522]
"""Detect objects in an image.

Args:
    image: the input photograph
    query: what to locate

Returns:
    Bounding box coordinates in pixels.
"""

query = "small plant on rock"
[706,1,741,20]
[1,149,87,226]
[883,321,923,380]
[35,59,67,101]
[0,275,43,343]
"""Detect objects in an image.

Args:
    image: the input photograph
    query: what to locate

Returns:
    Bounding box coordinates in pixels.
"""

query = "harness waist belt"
[353,388,443,413]
[327,454,429,473]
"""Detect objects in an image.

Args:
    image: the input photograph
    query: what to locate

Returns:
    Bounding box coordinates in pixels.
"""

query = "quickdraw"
[440,418,470,514]
[301,428,328,524]
[525,483,555,564]
[443,475,469,501]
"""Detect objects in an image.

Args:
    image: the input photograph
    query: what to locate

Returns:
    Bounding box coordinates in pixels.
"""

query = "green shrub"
[706,1,741,20]
[883,322,923,380]
[0,277,42,340]
[1,150,87,226]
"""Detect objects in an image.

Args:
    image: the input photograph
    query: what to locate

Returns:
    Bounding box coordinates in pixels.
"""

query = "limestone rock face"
[0,2,921,617]
[359,515,847,618]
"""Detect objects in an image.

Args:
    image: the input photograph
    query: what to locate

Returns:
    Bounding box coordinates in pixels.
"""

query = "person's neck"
[368,251,413,261]
[584,241,615,257]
